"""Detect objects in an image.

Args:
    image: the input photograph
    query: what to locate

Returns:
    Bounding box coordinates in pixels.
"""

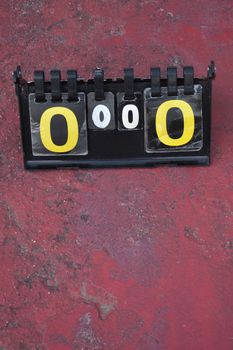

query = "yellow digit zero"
[40,107,79,153]
[155,100,195,146]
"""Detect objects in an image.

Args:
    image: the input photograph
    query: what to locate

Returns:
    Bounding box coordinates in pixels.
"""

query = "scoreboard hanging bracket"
[13,62,216,169]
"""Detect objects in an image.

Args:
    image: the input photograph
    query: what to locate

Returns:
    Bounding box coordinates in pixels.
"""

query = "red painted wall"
[0,1,232,349]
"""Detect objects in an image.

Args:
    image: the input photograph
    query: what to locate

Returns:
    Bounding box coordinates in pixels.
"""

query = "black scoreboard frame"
[13,62,215,169]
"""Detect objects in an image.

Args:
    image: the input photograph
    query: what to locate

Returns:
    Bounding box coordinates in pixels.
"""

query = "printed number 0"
[40,107,79,153]
[156,100,195,146]
[122,104,139,129]
[92,105,111,128]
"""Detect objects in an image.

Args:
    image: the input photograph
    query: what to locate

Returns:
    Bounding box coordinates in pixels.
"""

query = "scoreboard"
[13,63,215,169]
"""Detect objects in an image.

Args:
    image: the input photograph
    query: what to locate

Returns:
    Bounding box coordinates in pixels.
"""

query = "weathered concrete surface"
[0,1,233,349]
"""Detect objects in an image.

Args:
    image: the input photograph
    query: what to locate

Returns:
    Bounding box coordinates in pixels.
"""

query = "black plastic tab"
[167,67,177,96]
[151,67,161,97]
[67,70,78,101]
[124,68,135,100]
[183,66,194,95]
[13,66,23,96]
[94,69,104,101]
[34,71,45,102]
[13,66,22,84]
[207,60,216,79]
[51,70,62,102]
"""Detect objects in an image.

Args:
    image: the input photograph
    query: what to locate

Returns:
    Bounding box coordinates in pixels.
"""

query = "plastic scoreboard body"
[13,62,215,169]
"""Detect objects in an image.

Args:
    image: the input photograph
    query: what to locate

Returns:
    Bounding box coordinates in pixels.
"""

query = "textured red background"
[0,1,233,349]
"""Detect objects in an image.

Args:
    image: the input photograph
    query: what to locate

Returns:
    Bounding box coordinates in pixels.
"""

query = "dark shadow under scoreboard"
[13,63,215,169]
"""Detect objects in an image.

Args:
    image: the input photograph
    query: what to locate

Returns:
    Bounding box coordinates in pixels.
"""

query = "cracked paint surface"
[0,0,233,349]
